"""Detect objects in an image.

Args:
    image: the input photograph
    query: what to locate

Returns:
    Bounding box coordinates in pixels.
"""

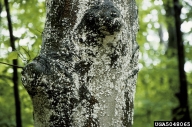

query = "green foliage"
[134,0,192,126]
[0,73,15,127]
[0,0,45,126]
[7,51,18,60]
[134,53,179,127]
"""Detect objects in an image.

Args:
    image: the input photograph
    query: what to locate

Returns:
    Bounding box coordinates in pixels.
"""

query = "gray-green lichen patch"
[21,0,139,127]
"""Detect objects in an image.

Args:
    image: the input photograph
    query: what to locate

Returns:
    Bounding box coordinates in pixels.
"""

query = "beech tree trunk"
[21,0,139,127]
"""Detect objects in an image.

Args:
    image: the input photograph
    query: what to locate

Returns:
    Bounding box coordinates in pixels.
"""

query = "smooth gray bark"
[21,0,139,127]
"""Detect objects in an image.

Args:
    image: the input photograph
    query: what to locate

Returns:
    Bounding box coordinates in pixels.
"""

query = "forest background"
[0,0,191,127]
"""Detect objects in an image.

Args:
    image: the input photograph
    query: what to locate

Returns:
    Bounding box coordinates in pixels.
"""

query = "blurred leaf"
[7,51,18,60]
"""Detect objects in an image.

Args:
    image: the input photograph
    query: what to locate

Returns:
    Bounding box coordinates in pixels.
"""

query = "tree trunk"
[21,0,139,127]
[4,0,22,126]
[164,0,177,51]
[172,0,191,121]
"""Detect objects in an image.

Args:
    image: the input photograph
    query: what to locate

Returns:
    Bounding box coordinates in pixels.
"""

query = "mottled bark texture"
[21,0,139,127]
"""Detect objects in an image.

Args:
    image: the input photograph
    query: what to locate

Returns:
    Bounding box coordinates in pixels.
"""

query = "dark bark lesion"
[122,92,134,127]
[21,55,52,96]
[75,61,93,76]
[45,0,79,28]
[76,1,122,36]
[75,1,126,69]
[22,55,51,75]
[108,40,129,68]
[79,84,99,127]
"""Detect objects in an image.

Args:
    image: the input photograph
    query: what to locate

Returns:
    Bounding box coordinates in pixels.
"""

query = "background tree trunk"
[21,0,139,126]
[172,0,191,121]
[4,0,22,126]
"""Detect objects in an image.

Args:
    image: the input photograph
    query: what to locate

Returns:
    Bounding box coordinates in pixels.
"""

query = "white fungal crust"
[21,0,139,127]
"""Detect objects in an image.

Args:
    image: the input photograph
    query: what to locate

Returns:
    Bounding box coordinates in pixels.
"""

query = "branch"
[0,61,23,68]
